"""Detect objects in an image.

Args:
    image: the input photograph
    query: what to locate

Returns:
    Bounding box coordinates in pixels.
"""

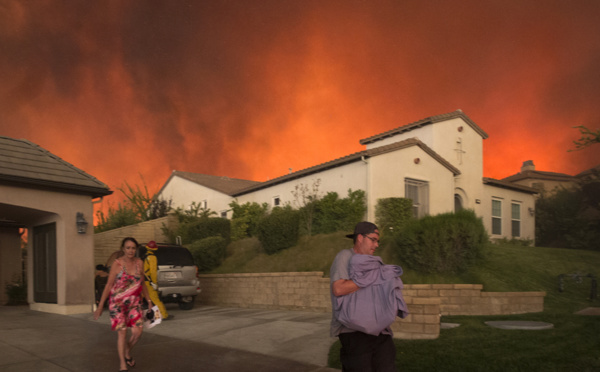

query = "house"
[158,110,538,243]
[501,160,579,196]
[0,136,112,314]
[157,171,260,218]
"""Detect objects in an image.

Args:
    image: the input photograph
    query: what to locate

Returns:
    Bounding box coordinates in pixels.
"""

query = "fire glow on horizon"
[1,1,599,212]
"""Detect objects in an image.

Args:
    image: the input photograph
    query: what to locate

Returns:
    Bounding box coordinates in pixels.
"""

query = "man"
[330,221,401,372]
[144,241,170,320]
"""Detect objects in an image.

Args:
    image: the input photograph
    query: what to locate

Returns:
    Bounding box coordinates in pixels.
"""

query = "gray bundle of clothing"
[334,254,409,335]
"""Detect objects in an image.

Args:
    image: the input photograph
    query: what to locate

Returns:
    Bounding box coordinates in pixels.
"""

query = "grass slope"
[209,235,600,371]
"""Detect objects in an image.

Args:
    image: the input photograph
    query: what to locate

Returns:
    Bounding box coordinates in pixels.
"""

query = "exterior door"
[33,223,57,303]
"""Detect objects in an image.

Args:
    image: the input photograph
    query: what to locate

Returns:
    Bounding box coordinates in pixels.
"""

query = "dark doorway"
[454,194,463,212]
[33,223,57,303]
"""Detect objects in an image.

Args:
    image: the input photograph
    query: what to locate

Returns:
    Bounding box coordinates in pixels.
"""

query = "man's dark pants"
[339,331,396,372]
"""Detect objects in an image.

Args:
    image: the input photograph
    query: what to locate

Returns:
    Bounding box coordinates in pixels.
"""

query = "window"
[273,196,281,207]
[511,203,521,237]
[220,210,228,219]
[405,178,429,218]
[492,199,502,235]
[200,200,207,209]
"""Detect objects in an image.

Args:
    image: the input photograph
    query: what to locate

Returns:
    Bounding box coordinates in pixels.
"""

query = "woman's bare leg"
[117,329,128,370]
[126,326,143,362]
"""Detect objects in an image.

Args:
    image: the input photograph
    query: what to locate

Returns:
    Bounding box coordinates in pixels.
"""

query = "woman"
[94,237,153,372]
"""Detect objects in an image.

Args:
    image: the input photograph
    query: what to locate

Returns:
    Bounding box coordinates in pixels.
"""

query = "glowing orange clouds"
[1,0,599,214]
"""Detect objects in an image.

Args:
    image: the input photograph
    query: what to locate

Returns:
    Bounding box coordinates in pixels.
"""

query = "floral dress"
[109,259,144,331]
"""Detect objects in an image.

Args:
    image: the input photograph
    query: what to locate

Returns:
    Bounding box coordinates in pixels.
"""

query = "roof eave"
[483,177,539,194]
[0,176,113,198]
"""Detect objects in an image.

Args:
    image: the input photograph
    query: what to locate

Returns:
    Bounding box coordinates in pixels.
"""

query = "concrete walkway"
[0,304,339,372]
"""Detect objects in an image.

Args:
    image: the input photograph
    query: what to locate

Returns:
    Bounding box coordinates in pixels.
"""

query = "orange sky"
[1,0,599,214]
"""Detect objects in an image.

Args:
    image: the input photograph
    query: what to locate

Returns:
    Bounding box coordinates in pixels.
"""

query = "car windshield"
[155,248,195,266]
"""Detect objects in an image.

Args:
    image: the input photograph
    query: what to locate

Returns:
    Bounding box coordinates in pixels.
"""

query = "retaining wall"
[198,272,546,340]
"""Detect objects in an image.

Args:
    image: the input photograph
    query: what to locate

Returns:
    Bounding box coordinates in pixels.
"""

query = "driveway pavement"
[0,304,339,371]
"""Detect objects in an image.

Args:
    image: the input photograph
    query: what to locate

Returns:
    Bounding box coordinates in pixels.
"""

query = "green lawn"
[210,236,600,371]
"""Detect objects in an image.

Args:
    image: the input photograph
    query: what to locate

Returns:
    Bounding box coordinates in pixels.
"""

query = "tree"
[291,179,322,235]
[95,176,172,232]
[570,125,600,151]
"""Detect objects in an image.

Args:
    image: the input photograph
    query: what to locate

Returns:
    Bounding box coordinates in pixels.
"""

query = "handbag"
[143,305,162,328]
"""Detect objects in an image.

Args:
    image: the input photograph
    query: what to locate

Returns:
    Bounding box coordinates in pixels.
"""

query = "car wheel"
[178,296,195,310]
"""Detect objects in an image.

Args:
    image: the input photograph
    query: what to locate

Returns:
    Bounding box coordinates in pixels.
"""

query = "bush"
[535,187,600,250]
[375,197,413,239]
[229,201,269,240]
[310,189,367,235]
[176,217,231,245]
[188,236,228,272]
[257,207,300,255]
[391,209,488,273]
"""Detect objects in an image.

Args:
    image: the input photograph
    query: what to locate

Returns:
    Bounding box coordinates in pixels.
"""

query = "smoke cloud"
[1,0,598,211]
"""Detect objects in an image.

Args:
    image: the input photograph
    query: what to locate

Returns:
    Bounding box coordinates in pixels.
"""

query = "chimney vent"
[521,160,535,172]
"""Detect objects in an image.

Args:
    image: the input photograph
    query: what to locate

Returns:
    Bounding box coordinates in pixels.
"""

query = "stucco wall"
[160,177,235,218]
[483,184,536,242]
[1,184,95,314]
[368,146,456,221]
[236,161,368,210]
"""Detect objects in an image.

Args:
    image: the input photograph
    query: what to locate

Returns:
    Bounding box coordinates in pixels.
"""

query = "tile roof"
[483,177,539,194]
[359,110,489,145]
[232,137,461,196]
[165,170,260,196]
[0,136,112,198]
[501,170,576,183]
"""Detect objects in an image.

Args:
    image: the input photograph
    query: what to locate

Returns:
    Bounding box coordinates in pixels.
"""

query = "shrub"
[179,217,231,245]
[375,197,413,239]
[257,206,300,255]
[229,201,269,240]
[188,236,228,272]
[310,189,367,235]
[391,209,488,273]
[535,187,600,250]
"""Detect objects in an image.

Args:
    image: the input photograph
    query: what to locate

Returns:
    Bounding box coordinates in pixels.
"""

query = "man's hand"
[332,278,360,296]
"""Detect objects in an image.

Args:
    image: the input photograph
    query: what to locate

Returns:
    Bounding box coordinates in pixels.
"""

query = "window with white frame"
[405,178,429,218]
[492,199,502,235]
[220,210,228,219]
[273,196,281,207]
[201,200,207,209]
[511,202,521,237]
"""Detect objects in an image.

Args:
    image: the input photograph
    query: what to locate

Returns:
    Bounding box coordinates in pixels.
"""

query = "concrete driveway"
[0,304,339,371]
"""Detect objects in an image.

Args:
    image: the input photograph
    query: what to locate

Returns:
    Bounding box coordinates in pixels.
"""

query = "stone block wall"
[403,284,546,315]
[197,272,546,340]
[93,213,178,265]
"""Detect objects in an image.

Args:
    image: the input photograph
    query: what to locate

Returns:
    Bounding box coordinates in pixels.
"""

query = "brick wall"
[93,213,178,265]
[197,272,546,340]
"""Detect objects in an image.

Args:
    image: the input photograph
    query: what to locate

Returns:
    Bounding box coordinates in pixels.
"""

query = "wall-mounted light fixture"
[529,207,535,216]
[475,199,481,204]
[76,212,88,234]
[414,158,420,164]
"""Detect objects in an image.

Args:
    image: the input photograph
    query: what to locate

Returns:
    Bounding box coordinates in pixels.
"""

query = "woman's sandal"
[125,357,136,368]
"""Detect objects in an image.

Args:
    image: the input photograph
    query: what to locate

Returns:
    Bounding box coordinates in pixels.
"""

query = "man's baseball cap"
[345,221,379,239]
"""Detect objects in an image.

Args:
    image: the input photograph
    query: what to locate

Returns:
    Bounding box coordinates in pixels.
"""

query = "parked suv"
[138,243,201,310]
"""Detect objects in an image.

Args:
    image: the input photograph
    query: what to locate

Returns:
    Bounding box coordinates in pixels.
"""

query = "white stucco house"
[0,136,112,313]
[158,110,538,242]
